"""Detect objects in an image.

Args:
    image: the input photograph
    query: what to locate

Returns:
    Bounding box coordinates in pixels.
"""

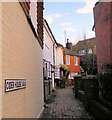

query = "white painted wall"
[43,20,57,88]
[56,47,63,66]
[43,27,53,64]
[43,20,57,66]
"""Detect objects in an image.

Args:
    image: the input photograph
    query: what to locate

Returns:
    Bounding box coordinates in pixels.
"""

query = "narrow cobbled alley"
[41,87,95,119]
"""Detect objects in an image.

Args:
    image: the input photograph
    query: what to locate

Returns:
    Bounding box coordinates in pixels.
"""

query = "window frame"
[66,55,70,65]
[74,56,78,66]
[88,48,93,54]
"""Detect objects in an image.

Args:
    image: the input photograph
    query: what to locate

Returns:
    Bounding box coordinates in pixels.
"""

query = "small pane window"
[74,57,78,66]
[66,55,70,65]
[79,50,85,55]
[88,49,92,54]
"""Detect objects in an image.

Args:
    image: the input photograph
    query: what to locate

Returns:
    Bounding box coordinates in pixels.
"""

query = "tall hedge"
[98,70,112,110]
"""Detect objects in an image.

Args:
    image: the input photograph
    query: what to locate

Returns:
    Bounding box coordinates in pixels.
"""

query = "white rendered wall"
[0,1,2,119]
[56,47,63,66]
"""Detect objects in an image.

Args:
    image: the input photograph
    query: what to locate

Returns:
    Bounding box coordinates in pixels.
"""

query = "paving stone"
[41,86,95,119]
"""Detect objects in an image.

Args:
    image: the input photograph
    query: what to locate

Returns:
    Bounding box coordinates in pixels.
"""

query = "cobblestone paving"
[41,87,94,119]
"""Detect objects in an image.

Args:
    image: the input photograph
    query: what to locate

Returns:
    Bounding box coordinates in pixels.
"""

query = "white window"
[82,50,85,54]
[55,66,60,79]
[88,49,92,54]
[48,63,51,78]
[74,57,78,66]
[66,55,70,65]
[45,62,51,79]
[79,50,85,55]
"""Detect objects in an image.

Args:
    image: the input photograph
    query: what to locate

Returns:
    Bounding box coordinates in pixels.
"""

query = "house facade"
[72,38,97,75]
[43,19,57,100]
[63,40,80,80]
[0,1,44,118]
[63,48,80,79]
[55,43,64,79]
[93,1,112,72]
[56,43,64,66]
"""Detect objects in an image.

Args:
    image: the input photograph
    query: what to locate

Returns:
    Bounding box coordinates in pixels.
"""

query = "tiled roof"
[72,37,96,52]
[63,48,79,56]
[57,43,64,48]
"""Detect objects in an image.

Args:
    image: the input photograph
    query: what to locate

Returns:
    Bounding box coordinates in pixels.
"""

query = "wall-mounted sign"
[5,79,26,92]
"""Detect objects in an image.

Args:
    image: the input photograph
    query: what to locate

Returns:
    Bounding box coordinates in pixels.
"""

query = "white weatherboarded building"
[43,19,57,92]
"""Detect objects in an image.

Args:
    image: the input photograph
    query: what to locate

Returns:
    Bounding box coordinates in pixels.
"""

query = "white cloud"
[60,22,72,26]
[65,27,76,32]
[79,30,95,40]
[86,30,95,39]
[54,14,62,18]
[57,35,66,47]
[72,30,95,45]
[65,12,69,16]
[57,30,95,46]
[44,13,62,24]
[44,15,54,24]
[76,0,99,14]
[58,35,79,46]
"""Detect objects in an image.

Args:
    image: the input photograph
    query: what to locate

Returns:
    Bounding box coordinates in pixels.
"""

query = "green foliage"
[46,91,57,104]
[98,70,112,109]
[80,54,98,75]
[60,64,71,88]
[60,64,68,71]
[60,64,70,78]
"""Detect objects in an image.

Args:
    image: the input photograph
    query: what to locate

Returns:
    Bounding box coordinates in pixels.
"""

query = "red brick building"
[93,2,112,72]
[63,40,80,80]
[63,48,80,74]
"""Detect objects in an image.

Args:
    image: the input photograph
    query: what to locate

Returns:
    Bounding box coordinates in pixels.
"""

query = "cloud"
[57,30,95,46]
[44,15,54,24]
[65,12,69,16]
[58,30,95,46]
[60,22,72,26]
[76,0,99,14]
[65,27,76,32]
[58,35,78,46]
[44,13,62,24]
[72,30,95,44]
[54,14,62,18]
[86,30,95,39]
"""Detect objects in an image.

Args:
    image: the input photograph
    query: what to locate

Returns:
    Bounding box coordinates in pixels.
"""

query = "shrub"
[98,70,112,109]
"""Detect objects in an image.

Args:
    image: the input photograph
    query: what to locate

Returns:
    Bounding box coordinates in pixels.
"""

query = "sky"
[44,0,99,46]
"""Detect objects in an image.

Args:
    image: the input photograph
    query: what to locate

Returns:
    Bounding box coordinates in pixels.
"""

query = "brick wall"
[37,2,43,47]
[110,2,112,65]
[1,2,44,118]
[94,2,112,72]
[65,55,80,73]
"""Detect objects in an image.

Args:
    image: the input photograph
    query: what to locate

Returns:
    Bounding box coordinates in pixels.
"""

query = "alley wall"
[1,2,44,118]
[0,1,2,119]
[94,2,112,72]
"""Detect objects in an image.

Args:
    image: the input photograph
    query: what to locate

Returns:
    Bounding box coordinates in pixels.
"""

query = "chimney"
[66,39,72,51]
[67,39,69,43]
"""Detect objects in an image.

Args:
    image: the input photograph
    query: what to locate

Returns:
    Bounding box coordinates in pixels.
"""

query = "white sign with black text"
[5,79,26,92]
